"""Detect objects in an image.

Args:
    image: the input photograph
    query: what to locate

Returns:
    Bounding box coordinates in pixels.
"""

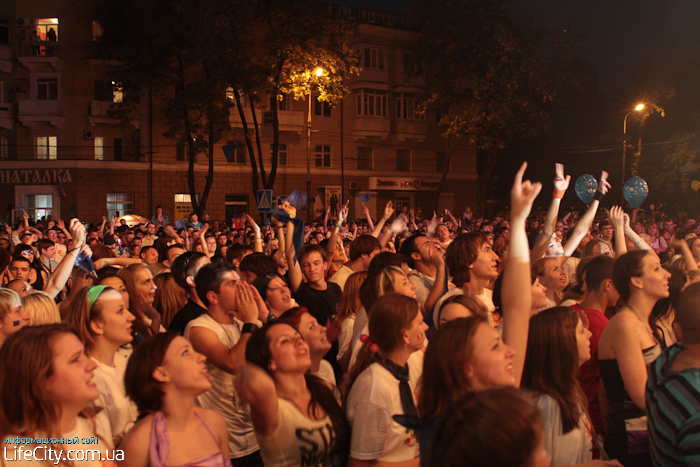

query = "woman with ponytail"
[67,285,137,444]
[344,293,427,467]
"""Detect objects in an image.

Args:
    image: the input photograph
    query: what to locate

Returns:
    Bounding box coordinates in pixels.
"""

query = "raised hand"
[597,170,611,195]
[553,163,571,191]
[246,214,261,236]
[608,206,625,230]
[338,201,349,225]
[69,218,87,248]
[383,201,394,220]
[510,162,542,222]
[234,281,259,324]
[389,218,407,234]
[279,201,296,218]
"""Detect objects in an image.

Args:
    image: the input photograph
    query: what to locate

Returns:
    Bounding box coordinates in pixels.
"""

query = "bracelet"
[552,189,566,199]
[241,322,259,334]
[593,191,604,201]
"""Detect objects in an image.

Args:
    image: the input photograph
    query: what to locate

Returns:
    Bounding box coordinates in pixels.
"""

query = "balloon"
[623,177,649,209]
[691,180,700,192]
[574,174,598,204]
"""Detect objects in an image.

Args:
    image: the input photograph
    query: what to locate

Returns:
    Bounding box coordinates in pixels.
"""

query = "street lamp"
[306,67,325,223]
[622,103,644,198]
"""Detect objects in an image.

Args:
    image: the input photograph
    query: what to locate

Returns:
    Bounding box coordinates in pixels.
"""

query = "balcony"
[18,41,64,71]
[262,110,305,135]
[230,107,262,129]
[352,116,390,139]
[18,100,65,128]
[0,104,13,130]
[396,119,427,142]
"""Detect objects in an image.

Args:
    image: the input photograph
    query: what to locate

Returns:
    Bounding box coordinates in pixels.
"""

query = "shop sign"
[369,176,440,191]
[0,169,72,184]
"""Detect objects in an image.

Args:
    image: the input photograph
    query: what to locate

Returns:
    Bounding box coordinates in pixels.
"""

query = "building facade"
[0,2,477,226]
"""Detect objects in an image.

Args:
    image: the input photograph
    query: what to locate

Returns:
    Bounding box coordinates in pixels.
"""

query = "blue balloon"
[575,174,598,204]
[624,177,649,209]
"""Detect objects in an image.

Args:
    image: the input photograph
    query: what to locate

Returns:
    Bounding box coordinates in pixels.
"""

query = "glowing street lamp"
[622,103,645,197]
[307,67,325,222]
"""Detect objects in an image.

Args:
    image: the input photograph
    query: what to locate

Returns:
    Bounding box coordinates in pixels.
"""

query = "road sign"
[257,190,272,213]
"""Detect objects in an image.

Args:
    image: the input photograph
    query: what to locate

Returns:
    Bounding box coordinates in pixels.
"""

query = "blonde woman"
[22,290,61,325]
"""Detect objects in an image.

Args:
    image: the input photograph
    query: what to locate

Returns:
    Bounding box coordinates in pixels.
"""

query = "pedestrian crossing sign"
[257,190,272,213]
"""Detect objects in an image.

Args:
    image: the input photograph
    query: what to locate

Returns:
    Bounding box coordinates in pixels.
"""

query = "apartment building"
[0,2,477,226]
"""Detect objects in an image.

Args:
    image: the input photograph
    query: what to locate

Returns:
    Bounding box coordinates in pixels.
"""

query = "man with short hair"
[599,219,614,252]
[142,222,157,247]
[570,255,618,443]
[10,257,32,283]
[329,234,380,291]
[185,263,266,467]
[238,252,277,285]
[400,234,448,322]
[647,282,700,467]
[163,243,186,269]
[37,238,59,278]
[140,245,160,265]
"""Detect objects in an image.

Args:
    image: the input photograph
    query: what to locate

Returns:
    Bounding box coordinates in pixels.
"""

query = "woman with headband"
[67,285,137,445]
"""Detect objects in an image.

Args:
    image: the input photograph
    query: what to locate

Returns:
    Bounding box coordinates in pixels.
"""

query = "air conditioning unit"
[15,17,32,27]
[83,129,95,140]
[12,81,28,93]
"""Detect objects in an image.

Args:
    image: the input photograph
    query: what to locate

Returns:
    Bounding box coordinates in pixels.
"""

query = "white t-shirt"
[256,398,335,467]
[91,347,138,441]
[346,360,422,462]
[337,316,355,361]
[433,287,497,327]
[328,265,354,291]
[184,314,259,458]
[536,394,592,466]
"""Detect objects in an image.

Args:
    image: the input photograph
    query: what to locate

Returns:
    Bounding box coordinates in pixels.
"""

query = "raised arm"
[502,162,541,387]
[198,225,212,259]
[670,238,698,271]
[43,219,87,298]
[532,163,570,260]
[623,213,660,262]
[371,201,394,238]
[362,204,375,231]
[326,202,348,271]
[608,206,628,257]
[57,219,72,243]
[234,364,279,437]
[559,171,610,262]
[281,203,303,293]
[246,215,263,253]
[323,205,330,232]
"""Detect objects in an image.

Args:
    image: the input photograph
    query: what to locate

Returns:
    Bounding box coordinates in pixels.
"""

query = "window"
[355,89,387,117]
[0,136,7,160]
[232,142,246,165]
[25,195,53,221]
[94,137,104,160]
[37,78,58,100]
[35,18,59,41]
[315,145,331,167]
[269,94,288,111]
[92,21,103,41]
[436,151,447,173]
[270,143,288,166]
[94,80,121,102]
[36,136,57,160]
[176,141,198,163]
[363,48,385,69]
[0,18,8,45]
[397,149,411,171]
[112,81,123,103]
[358,147,373,170]
[175,193,199,203]
[314,96,331,117]
[396,93,424,120]
[107,193,133,219]
[114,138,122,161]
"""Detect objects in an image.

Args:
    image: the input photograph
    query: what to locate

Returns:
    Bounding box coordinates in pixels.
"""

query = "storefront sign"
[0,169,72,184]
[369,177,440,191]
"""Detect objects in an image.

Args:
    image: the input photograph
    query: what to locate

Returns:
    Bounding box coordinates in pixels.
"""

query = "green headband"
[87,285,109,309]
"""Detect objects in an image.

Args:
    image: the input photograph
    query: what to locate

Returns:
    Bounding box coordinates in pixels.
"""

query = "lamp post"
[306,67,324,223]
[622,103,644,201]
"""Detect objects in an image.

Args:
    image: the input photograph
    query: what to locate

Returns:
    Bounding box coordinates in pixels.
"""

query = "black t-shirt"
[293,281,342,324]
[169,299,207,335]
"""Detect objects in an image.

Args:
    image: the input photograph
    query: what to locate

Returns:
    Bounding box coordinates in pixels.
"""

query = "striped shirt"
[646,343,700,467]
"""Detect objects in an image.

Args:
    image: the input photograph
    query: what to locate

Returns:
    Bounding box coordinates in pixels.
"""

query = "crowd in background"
[1,162,700,467]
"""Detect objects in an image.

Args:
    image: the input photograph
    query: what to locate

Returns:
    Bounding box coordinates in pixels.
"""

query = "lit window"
[92,21,102,41]
[106,193,134,219]
[94,137,104,160]
[112,82,123,103]
[36,136,57,160]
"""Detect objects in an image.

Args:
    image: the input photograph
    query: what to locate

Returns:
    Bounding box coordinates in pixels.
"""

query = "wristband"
[552,189,566,199]
[593,191,604,201]
[241,323,259,334]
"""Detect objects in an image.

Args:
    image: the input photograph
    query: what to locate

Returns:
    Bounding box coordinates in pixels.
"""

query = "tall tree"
[413,0,592,212]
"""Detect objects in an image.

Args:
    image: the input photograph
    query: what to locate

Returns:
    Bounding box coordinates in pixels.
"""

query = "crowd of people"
[1,162,700,467]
